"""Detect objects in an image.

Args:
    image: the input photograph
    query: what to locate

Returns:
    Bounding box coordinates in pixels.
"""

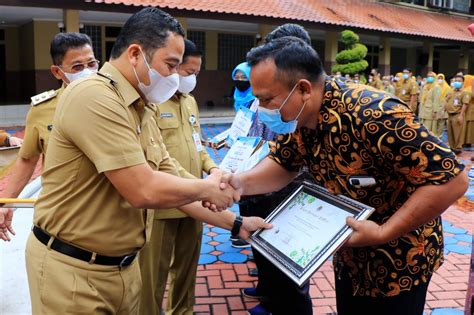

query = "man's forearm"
[179,201,235,230]
[1,156,39,198]
[239,157,297,196]
[380,170,468,242]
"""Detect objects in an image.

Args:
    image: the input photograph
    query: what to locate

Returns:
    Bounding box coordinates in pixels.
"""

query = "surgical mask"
[427,77,435,83]
[403,74,409,79]
[368,78,373,83]
[234,80,250,92]
[438,79,444,84]
[178,74,197,94]
[257,84,306,134]
[62,68,97,83]
[132,48,179,104]
[453,82,463,89]
[353,79,359,83]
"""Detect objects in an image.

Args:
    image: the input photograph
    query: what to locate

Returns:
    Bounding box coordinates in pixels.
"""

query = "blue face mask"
[257,84,307,134]
[403,74,409,80]
[427,77,435,83]
[454,82,463,89]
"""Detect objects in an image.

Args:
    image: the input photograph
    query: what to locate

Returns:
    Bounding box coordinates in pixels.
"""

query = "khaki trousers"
[138,217,202,315]
[447,114,463,151]
[25,232,142,315]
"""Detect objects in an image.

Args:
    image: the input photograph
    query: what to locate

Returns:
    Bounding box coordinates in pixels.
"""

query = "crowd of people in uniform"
[0,7,470,315]
[333,68,474,155]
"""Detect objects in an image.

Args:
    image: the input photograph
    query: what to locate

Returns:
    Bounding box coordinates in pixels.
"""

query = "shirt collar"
[99,62,141,107]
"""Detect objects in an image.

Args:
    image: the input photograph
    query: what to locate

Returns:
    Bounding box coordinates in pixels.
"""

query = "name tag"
[160,113,174,118]
[192,130,203,152]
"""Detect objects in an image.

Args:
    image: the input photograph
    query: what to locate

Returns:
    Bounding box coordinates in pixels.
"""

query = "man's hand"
[458,114,464,125]
[8,136,23,147]
[238,216,272,240]
[0,208,15,241]
[202,169,237,212]
[219,172,244,196]
[344,217,386,247]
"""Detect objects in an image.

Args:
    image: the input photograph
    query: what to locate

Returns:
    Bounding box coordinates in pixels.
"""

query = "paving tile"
[198,254,218,265]
[219,253,248,263]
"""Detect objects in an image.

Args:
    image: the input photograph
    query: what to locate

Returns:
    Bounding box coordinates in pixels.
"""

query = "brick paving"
[1,125,472,315]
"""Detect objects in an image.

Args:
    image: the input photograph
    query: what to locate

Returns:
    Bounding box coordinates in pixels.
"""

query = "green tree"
[332,30,368,79]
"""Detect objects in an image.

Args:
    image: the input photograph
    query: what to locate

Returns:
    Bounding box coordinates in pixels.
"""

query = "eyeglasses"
[59,60,100,73]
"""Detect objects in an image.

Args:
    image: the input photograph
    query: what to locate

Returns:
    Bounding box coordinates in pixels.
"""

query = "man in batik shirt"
[223,37,468,315]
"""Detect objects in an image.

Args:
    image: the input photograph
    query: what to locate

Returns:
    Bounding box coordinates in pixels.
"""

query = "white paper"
[259,191,351,268]
[219,137,261,173]
[227,106,255,146]
[236,141,269,174]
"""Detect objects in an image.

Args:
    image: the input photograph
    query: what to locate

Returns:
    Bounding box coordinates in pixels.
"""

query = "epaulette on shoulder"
[30,89,58,106]
[96,72,117,85]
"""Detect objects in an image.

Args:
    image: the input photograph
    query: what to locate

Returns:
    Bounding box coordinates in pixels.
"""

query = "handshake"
[201,169,243,212]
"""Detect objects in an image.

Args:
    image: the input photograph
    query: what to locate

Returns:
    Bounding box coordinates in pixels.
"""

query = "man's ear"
[50,65,63,81]
[298,79,313,102]
[127,44,142,67]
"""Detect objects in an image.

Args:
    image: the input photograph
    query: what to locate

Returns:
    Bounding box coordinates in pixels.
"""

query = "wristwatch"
[231,215,243,239]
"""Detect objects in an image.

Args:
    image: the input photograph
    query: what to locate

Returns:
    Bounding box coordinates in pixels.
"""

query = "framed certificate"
[249,181,375,286]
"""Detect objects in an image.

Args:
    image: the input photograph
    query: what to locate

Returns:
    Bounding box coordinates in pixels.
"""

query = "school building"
[0,0,473,113]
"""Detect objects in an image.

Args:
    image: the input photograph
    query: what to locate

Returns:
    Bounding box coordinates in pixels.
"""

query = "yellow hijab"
[436,73,451,97]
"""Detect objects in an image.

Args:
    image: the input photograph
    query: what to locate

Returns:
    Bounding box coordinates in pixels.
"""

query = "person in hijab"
[436,73,451,137]
[232,62,255,112]
[382,75,395,95]
[419,72,443,136]
[460,74,474,147]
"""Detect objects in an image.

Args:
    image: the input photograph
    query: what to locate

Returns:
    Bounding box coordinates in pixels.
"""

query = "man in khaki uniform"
[15,8,270,315]
[395,68,418,112]
[418,71,443,136]
[0,130,22,147]
[0,33,98,240]
[444,74,471,153]
[368,68,383,90]
[139,39,217,315]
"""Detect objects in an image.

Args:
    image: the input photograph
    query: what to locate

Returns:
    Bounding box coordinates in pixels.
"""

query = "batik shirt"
[269,77,464,297]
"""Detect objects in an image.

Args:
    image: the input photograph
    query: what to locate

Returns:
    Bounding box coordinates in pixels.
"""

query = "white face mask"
[132,48,179,104]
[63,68,97,83]
[178,74,197,94]
[438,79,443,84]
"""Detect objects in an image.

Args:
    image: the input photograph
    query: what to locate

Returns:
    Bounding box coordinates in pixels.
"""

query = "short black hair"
[454,74,465,81]
[246,36,324,88]
[183,39,202,63]
[110,7,185,60]
[264,23,311,45]
[403,67,412,73]
[50,32,92,66]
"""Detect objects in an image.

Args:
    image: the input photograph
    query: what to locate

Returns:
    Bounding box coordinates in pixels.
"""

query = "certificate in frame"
[249,181,375,286]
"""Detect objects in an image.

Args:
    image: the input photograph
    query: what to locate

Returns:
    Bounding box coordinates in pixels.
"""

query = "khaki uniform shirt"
[396,78,418,103]
[34,62,180,256]
[368,78,383,90]
[19,86,64,160]
[154,94,217,219]
[419,84,442,119]
[445,89,471,115]
[0,130,10,146]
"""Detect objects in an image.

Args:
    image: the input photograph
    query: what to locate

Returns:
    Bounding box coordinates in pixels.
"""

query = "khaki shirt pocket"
[146,145,163,170]
[157,117,180,147]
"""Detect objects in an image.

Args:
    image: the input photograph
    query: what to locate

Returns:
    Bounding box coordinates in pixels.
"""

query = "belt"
[32,226,136,267]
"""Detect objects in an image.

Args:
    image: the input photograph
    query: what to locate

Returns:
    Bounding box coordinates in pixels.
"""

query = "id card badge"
[454,98,459,106]
[402,89,406,95]
[192,130,203,152]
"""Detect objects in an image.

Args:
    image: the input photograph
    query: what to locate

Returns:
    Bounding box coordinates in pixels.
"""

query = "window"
[188,30,206,66]
[366,44,379,73]
[218,33,255,70]
[105,26,122,61]
[81,25,102,62]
